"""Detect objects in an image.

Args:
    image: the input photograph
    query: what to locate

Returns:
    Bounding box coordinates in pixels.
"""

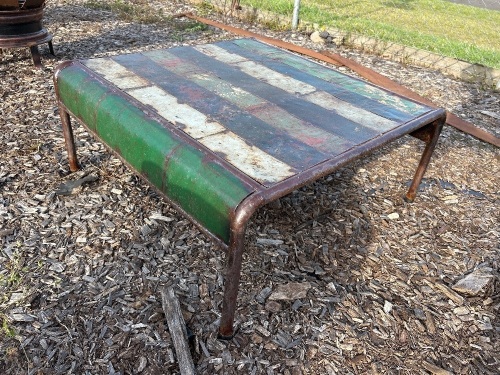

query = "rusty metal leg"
[405,119,444,202]
[48,41,55,56]
[218,226,246,340]
[29,45,43,68]
[59,105,80,172]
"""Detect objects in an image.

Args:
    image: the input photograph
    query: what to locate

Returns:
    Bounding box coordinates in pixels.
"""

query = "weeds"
[196,0,217,17]
[172,20,208,32]
[0,316,16,338]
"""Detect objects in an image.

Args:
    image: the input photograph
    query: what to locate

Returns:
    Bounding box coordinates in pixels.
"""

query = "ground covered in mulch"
[0,1,498,374]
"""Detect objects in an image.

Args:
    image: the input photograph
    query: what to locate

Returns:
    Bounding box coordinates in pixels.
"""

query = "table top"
[81,38,441,189]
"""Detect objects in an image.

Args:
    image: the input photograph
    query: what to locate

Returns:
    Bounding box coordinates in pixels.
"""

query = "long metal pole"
[292,0,301,30]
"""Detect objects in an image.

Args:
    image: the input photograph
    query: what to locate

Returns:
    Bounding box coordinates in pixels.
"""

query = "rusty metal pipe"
[405,119,445,202]
[219,193,265,339]
[59,105,79,172]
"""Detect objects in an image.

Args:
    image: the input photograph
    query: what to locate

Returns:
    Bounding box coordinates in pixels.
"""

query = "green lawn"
[239,0,500,68]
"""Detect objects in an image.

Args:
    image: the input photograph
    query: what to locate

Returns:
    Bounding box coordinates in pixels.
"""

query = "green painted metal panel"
[56,65,254,243]
[94,95,178,189]
[165,146,253,242]
[56,66,108,131]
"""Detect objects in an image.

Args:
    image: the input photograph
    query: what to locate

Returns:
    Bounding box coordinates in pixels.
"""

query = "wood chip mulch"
[0,1,498,374]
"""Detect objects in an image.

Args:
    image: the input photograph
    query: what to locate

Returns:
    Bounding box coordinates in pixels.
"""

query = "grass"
[0,316,16,338]
[0,250,24,341]
[239,0,500,69]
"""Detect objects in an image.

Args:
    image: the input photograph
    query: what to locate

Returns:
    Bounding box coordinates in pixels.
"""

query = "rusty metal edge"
[0,29,51,48]
[321,51,500,148]
[260,110,448,203]
[0,5,45,21]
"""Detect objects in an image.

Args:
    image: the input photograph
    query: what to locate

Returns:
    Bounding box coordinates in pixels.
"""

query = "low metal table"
[54,38,445,338]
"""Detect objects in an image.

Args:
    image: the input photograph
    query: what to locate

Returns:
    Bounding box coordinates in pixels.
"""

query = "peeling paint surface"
[128,85,226,139]
[79,39,436,187]
[304,91,397,132]
[84,58,148,90]
[199,132,296,185]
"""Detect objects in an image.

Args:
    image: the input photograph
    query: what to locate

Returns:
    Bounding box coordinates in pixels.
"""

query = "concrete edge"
[187,0,500,90]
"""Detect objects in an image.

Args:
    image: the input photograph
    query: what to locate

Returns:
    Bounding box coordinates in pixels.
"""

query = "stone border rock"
[188,0,500,90]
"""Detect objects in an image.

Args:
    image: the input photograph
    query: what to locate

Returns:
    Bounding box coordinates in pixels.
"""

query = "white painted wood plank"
[84,58,149,90]
[128,86,226,139]
[195,44,247,64]
[200,132,296,184]
[305,91,398,132]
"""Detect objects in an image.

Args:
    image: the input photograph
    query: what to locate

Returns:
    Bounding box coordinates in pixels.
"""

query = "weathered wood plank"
[84,58,149,90]
[168,47,379,143]
[231,38,428,116]
[160,287,196,375]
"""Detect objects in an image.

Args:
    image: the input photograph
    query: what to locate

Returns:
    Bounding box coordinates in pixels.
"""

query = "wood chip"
[422,361,454,375]
[452,271,494,296]
[268,282,312,301]
[427,281,465,306]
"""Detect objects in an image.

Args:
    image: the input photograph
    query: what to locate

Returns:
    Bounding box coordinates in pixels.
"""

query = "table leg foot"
[30,45,43,68]
[48,41,55,56]
[217,327,239,341]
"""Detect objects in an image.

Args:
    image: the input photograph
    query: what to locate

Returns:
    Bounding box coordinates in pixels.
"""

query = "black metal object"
[0,1,54,68]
